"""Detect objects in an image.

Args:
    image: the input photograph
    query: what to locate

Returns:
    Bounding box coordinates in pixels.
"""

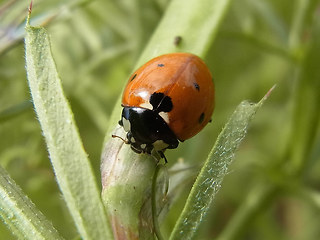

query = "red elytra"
[122,52,215,141]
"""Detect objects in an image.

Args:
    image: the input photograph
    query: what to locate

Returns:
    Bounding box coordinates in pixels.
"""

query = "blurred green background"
[1,0,320,239]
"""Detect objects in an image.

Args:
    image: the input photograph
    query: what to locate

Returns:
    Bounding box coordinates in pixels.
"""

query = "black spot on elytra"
[194,82,200,91]
[130,74,137,81]
[158,63,165,67]
[199,113,205,124]
[149,92,173,113]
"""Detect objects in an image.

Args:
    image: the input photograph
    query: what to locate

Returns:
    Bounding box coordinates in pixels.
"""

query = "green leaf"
[24,21,112,240]
[0,166,64,240]
[169,88,274,240]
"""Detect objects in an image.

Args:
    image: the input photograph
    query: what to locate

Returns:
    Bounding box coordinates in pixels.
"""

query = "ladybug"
[115,53,215,161]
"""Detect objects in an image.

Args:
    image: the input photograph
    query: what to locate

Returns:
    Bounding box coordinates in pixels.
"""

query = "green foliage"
[170,96,271,240]
[0,166,64,240]
[25,20,112,240]
[0,0,320,239]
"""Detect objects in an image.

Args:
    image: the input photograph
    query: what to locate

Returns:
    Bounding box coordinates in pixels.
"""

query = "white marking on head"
[130,137,136,143]
[158,112,169,124]
[153,140,169,151]
[122,118,131,132]
[139,102,153,110]
[140,144,147,149]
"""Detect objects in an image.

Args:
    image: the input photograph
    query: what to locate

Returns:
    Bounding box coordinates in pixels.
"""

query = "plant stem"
[152,164,165,240]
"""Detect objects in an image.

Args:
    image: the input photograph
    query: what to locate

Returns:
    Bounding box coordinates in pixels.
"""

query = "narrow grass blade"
[24,20,112,240]
[169,87,274,240]
[0,166,64,240]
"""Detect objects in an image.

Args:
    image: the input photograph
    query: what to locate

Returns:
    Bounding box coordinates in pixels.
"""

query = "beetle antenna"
[112,134,129,144]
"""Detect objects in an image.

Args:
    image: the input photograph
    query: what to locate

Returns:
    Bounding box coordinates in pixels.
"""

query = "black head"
[118,106,179,157]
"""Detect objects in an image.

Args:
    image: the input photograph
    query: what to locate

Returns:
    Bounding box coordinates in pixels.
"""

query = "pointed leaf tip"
[26,1,33,25]
[261,84,277,103]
